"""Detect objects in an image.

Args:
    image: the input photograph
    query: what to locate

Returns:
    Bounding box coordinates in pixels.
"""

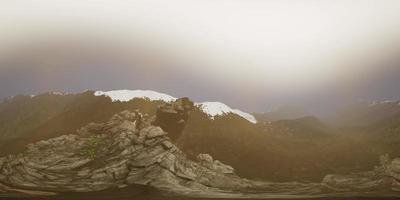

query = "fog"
[1,0,400,115]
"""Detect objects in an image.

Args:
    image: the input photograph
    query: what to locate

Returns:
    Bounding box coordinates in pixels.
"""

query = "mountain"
[331,100,400,128]
[327,99,400,157]
[94,90,177,102]
[178,111,378,181]
[1,101,399,198]
[196,101,257,124]
[0,92,77,140]
[365,107,400,157]
[0,102,334,198]
[0,90,256,153]
[0,90,385,182]
[259,116,335,138]
[0,107,297,197]
[95,90,257,123]
[253,105,310,122]
[0,91,163,155]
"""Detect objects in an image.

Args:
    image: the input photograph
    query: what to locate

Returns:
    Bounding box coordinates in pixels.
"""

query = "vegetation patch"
[80,135,105,159]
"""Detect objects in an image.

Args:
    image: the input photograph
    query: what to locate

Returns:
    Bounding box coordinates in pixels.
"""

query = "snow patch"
[94,90,177,102]
[49,91,65,95]
[196,102,257,124]
[94,90,257,123]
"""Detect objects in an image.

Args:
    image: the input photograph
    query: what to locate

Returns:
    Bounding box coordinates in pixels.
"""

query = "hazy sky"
[1,0,400,115]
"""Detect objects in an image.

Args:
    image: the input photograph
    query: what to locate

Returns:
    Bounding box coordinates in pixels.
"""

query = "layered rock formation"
[0,106,330,198]
[0,109,254,194]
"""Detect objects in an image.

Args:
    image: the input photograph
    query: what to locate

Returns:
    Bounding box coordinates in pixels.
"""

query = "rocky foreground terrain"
[322,155,400,193]
[0,98,400,198]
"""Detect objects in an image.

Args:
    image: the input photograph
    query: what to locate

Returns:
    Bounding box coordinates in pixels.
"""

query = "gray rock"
[118,121,137,132]
[390,158,400,174]
[161,141,173,150]
[126,168,148,184]
[119,110,136,121]
[160,153,176,172]
[197,154,234,174]
[322,172,391,192]
[146,127,167,139]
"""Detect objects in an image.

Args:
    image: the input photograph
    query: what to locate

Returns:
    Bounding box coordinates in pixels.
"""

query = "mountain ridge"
[94,89,258,123]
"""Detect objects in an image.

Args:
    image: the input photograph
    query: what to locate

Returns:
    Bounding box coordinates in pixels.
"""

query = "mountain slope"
[328,99,400,157]
[178,110,378,181]
[259,116,335,138]
[331,100,400,128]
[0,91,163,155]
[0,93,78,140]
[253,105,309,122]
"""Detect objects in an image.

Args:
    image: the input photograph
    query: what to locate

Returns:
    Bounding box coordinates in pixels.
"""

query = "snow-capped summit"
[196,102,257,124]
[94,90,177,102]
[94,89,257,123]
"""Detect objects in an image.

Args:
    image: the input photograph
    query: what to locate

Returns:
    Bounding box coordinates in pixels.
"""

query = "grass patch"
[80,135,105,158]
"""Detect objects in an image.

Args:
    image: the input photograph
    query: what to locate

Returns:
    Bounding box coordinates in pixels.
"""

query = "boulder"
[145,127,167,139]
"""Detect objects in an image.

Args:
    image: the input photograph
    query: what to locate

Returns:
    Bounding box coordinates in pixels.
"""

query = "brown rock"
[152,97,194,140]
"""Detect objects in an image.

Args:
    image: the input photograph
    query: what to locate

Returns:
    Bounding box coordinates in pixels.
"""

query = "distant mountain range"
[259,116,335,138]
[0,90,398,181]
[253,105,310,122]
[331,100,400,128]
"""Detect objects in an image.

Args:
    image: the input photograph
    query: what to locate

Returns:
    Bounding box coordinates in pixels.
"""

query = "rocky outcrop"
[1,107,398,197]
[322,155,400,192]
[322,172,392,192]
[152,97,194,140]
[385,158,400,180]
[0,110,262,195]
